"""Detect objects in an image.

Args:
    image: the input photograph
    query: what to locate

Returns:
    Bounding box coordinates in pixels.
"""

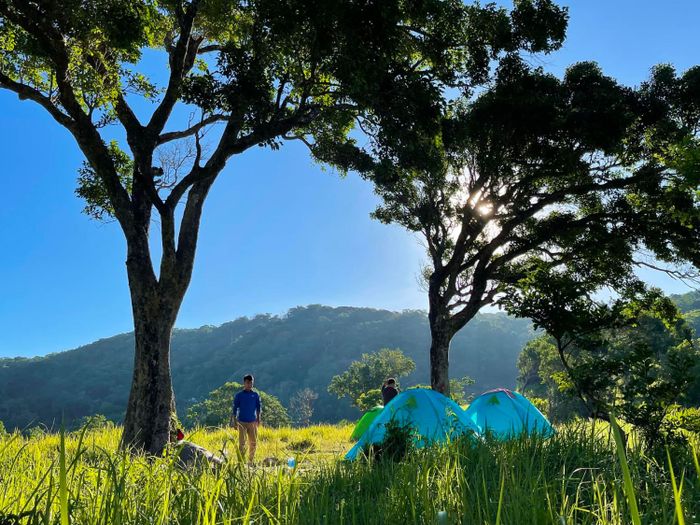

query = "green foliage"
[528,396,549,415]
[328,348,416,409]
[74,414,114,432]
[406,377,475,405]
[684,310,700,337]
[365,418,416,463]
[662,405,700,437]
[509,275,700,447]
[517,335,587,423]
[75,141,134,220]
[0,420,6,437]
[448,376,476,405]
[355,389,383,412]
[185,381,290,428]
[288,388,318,427]
[671,291,700,314]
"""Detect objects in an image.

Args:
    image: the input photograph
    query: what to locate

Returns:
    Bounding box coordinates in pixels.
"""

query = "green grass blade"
[59,427,69,525]
[243,478,257,524]
[666,447,685,525]
[495,471,505,525]
[609,415,641,525]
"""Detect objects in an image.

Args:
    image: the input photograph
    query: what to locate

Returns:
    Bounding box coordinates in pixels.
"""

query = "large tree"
[327,54,700,394]
[0,0,543,454]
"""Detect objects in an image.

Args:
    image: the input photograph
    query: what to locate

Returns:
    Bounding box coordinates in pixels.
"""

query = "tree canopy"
[288,388,319,427]
[324,46,700,392]
[328,348,416,409]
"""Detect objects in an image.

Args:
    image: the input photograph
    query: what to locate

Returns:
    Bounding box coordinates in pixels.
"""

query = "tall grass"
[0,422,698,524]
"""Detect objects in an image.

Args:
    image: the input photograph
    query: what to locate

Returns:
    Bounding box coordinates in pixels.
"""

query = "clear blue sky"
[1,1,698,357]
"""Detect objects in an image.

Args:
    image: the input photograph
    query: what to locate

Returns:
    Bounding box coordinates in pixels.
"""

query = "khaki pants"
[237,421,258,462]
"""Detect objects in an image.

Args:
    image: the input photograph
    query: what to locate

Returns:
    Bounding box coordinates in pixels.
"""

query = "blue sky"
[1,1,699,357]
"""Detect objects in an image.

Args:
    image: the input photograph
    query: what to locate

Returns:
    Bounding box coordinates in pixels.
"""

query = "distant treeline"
[2,291,697,432]
[0,305,532,430]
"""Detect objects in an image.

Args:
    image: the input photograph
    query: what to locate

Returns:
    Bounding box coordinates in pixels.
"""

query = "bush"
[365,418,415,462]
[529,397,550,415]
[356,389,383,411]
[74,414,114,432]
[660,405,700,442]
[0,420,6,437]
[26,425,47,439]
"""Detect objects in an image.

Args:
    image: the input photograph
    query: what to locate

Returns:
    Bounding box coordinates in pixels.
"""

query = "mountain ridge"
[0,305,532,430]
[3,291,697,432]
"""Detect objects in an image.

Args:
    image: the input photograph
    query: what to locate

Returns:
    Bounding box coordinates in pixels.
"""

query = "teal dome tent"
[345,389,479,460]
[464,389,554,439]
[350,405,384,441]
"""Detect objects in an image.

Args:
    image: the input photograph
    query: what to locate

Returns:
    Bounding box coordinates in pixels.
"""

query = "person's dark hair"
[243,374,254,382]
[386,378,396,385]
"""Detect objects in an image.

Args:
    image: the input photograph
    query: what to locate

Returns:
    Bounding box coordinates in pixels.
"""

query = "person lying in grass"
[230,374,262,464]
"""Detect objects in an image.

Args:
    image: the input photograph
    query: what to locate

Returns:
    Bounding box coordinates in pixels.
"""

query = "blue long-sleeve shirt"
[233,389,262,422]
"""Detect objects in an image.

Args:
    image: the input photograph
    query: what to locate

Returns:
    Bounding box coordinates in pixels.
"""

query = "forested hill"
[0,306,533,430]
[671,290,700,334]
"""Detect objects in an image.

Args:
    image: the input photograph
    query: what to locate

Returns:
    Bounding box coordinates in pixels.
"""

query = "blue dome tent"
[345,389,479,460]
[464,389,554,439]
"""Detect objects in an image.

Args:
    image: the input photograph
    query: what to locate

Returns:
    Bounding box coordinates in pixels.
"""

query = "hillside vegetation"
[0,306,532,430]
[3,292,698,433]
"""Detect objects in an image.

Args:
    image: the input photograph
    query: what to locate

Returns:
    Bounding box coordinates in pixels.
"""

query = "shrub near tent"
[464,389,554,439]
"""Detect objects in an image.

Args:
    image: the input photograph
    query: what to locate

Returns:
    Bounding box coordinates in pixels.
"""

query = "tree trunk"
[429,320,452,395]
[118,180,209,454]
[120,288,178,455]
[119,226,186,455]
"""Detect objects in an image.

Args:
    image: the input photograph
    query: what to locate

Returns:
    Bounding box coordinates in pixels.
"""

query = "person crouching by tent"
[381,377,399,406]
[230,374,262,465]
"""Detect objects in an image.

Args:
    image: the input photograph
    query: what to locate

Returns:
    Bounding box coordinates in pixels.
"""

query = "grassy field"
[0,422,698,524]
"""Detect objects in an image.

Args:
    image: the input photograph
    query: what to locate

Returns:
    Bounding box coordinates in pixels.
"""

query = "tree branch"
[282,133,314,150]
[0,72,75,129]
[81,49,165,214]
[197,44,224,54]
[145,4,201,139]
[81,51,145,138]
[157,114,228,145]
[632,259,700,287]
[165,108,321,209]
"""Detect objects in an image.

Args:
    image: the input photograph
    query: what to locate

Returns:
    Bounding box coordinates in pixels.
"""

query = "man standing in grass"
[231,374,262,464]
